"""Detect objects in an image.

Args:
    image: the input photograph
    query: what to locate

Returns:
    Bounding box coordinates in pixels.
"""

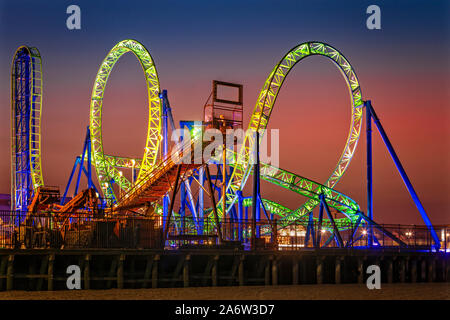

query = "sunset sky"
[0,0,448,225]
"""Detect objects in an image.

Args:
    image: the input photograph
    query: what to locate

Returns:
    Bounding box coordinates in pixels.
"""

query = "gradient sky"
[0,0,449,224]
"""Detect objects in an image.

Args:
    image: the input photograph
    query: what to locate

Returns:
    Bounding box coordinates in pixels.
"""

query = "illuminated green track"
[219,41,363,224]
[87,40,363,228]
[90,39,162,202]
[242,198,356,231]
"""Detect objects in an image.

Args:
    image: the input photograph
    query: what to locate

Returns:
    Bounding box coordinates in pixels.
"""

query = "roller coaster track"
[11,46,44,213]
[108,145,361,227]
[11,40,362,228]
[84,40,364,227]
[89,39,162,203]
[220,41,363,219]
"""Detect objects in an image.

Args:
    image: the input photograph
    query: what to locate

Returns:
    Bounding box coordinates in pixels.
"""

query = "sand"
[0,283,448,300]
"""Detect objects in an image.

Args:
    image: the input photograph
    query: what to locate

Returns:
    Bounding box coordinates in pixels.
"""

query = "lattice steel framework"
[11,46,44,213]
[89,39,162,202]
[222,41,364,219]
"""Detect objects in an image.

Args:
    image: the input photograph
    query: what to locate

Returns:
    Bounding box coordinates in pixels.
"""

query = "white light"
[321,229,326,234]
[362,230,367,235]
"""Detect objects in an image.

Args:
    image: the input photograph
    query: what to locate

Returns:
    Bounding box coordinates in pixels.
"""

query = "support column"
[84,254,90,290]
[152,254,159,288]
[292,257,299,285]
[387,258,393,284]
[335,257,342,284]
[399,258,406,283]
[212,255,219,287]
[366,101,440,249]
[205,166,223,244]
[357,257,365,284]
[6,255,14,291]
[47,254,55,291]
[316,257,324,285]
[183,255,190,288]
[264,257,271,286]
[427,258,435,282]
[366,102,373,247]
[421,259,427,282]
[143,256,153,288]
[117,254,125,289]
[271,256,278,286]
[238,255,245,286]
[440,259,446,282]
[446,258,450,282]
[301,259,308,284]
[410,259,417,283]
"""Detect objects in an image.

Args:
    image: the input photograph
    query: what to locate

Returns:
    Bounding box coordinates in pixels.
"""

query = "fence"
[0,211,448,251]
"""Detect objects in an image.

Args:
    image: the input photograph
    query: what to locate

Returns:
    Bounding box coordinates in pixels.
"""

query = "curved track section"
[89,39,162,202]
[11,46,44,212]
[223,41,364,216]
[89,40,363,228]
[258,162,360,222]
[243,198,356,231]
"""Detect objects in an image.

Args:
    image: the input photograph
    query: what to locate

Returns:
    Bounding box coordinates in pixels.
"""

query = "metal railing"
[0,211,448,251]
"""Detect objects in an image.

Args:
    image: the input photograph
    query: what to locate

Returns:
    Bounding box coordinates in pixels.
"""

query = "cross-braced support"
[61,126,97,205]
[364,100,440,250]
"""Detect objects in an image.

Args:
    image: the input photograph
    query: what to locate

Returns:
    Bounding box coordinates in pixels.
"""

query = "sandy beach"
[0,283,448,300]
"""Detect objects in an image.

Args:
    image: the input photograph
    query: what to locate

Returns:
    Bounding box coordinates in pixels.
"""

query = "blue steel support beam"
[237,190,244,241]
[86,127,93,189]
[366,102,374,247]
[305,212,316,247]
[13,52,32,216]
[322,232,335,248]
[347,216,363,247]
[320,194,344,247]
[355,210,407,247]
[309,212,316,247]
[81,166,100,197]
[160,90,170,232]
[74,128,90,196]
[61,127,95,205]
[252,131,260,240]
[61,157,81,205]
[365,100,440,250]
[316,201,324,247]
[198,168,204,234]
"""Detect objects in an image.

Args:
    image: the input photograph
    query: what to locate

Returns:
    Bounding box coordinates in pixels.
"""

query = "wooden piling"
[292,257,299,285]
[117,254,125,289]
[271,256,278,286]
[6,255,14,291]
[183,254,190,288]
[212,255,219,287]
[152,254,159,288]
[84,254,90,290]
[47,254,55,291]
[238,255,245,286]
[335,257,342,284]
[316,257,324,285]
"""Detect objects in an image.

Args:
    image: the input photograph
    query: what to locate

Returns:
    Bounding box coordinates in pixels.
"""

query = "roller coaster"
[8,39,442,251]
